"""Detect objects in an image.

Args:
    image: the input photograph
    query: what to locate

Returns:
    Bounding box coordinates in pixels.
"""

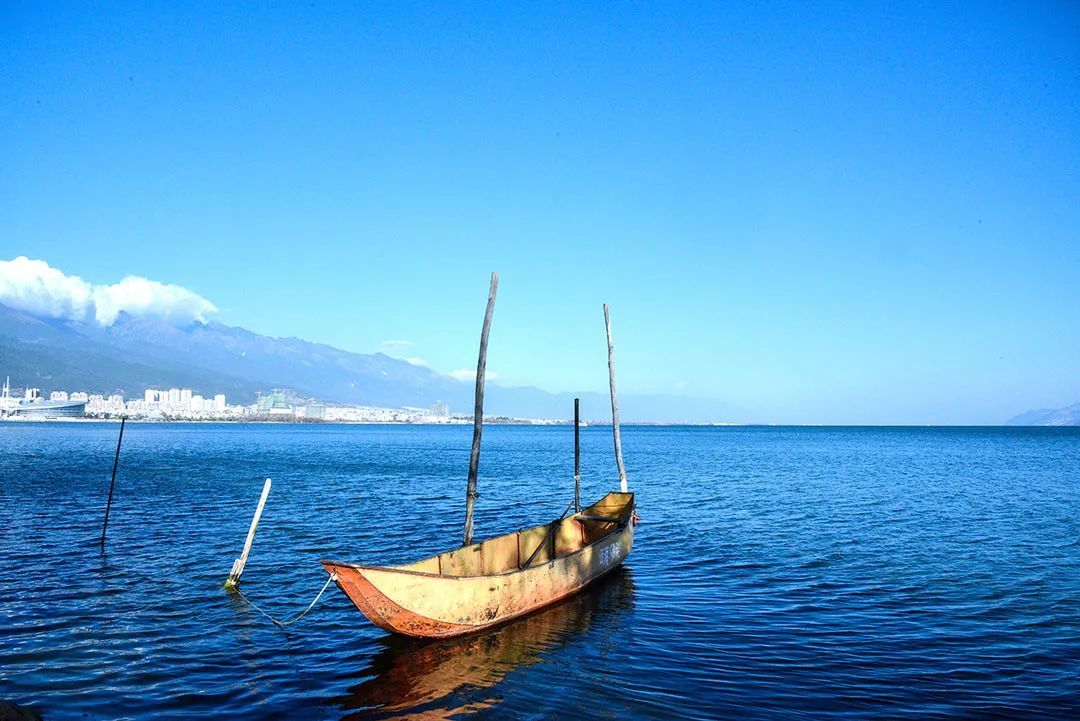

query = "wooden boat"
[322,492,635,638]
[323,274,635,638]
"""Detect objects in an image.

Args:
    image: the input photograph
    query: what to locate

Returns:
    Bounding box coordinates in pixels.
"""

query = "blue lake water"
[1,423,1078,719]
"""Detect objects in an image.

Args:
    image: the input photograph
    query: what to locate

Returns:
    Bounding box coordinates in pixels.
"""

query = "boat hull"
[323,497,634,638]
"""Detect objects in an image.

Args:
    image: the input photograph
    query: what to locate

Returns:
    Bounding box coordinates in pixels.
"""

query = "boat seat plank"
[481,534,520,575]
[519,524,554,566]
[442,546,483,576]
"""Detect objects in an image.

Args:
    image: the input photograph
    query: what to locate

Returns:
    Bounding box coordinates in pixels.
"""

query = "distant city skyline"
[2,3,1078,424]
[1,375,508,425]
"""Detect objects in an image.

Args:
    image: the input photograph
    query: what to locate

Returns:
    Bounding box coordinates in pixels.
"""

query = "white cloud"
[379,339,414,353]
[0,256,217,327]
[404,357,428,366]
[0,256,94,321]
[674,381,688,391]
[91,275,217,326]
[449,368,500,382]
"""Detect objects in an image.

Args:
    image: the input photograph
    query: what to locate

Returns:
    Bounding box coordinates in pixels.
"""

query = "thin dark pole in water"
[463,271,498,547]
[100,416,126,548]
[604,304,627,492]
[574,397,581,512]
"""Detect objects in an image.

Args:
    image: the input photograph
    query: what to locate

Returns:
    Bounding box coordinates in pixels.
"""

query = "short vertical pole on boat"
[574,397,581,512]
[225,478,272,592]
[463,272,499,547]
[604,304,628,493]
[100,416,126,549]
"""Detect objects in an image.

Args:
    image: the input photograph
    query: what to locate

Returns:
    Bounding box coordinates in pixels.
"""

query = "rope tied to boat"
[235,572,337,629]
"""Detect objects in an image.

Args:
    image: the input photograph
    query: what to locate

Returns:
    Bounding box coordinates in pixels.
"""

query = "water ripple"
[1,424,1079,719]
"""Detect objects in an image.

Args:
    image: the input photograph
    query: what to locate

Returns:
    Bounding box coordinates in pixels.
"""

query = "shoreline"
[0,418,1072,428]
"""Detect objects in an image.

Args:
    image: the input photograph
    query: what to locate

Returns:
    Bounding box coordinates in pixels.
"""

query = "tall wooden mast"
[463,272,498,546]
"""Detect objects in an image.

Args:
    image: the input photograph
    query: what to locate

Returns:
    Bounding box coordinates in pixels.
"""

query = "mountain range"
[0,302,737,422]
[1004,403,1080,427]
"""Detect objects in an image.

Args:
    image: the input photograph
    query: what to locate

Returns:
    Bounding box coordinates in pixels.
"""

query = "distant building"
[257,390,288,414]
[50,391,69,401]
[214,394,226,412]
[0,377,14,415]
[15,400,86,418]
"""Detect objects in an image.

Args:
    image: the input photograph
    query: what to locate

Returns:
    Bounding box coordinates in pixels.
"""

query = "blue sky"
[2,1,1078,424]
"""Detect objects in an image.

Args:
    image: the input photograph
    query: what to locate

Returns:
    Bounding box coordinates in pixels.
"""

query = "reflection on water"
[333,568,636,719]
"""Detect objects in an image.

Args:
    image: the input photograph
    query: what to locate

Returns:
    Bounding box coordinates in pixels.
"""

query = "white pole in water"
[225,478,272,591]
[604,304,627,493]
